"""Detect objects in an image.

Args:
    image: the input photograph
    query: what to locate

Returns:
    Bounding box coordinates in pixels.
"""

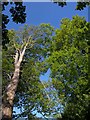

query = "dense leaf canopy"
[45,15,90,120]
[2,2,90,118]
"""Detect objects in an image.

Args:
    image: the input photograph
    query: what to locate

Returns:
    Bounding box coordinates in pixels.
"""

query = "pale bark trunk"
[2,63,20,120]
[2,44,27,120]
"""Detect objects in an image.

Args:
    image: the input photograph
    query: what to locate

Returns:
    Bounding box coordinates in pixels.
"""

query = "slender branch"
[7,73,12,80]
[14,43,17,50]
[18,36,33,63]
[41,81,51,101]
[14,50,19,64]
[18,43,28,63]
[39,112,48,120]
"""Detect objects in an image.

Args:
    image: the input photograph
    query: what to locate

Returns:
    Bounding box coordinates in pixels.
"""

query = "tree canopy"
[2,14,90,119]
[2,24,55,119]
[2,1,90,48]
[2,1,90,119]
[45,15,90,120]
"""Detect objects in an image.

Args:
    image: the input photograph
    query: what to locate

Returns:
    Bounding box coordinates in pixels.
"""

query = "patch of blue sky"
[3,2,88,30]
[40,68,51,82]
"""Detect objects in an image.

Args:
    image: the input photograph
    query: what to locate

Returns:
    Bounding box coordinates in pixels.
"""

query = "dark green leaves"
[53,1,90,10]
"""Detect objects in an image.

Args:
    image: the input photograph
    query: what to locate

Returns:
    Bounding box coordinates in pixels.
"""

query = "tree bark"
[2,63,20,120]
[2,44,27,120]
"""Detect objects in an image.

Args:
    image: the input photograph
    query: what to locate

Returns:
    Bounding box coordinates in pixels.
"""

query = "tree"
[2,29,33,120]
[2,24,54,119]
[45,15,90,119]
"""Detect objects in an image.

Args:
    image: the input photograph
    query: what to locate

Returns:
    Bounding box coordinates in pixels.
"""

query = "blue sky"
[5,2,88,30]
[4,2,88,118]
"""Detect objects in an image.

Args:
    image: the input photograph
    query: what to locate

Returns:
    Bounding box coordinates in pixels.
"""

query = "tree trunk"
[2,63,20,120]
[2,44,27,120]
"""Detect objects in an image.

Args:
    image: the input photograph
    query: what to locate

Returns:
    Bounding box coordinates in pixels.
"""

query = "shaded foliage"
[2,1,26,49]
[53,0,90,10]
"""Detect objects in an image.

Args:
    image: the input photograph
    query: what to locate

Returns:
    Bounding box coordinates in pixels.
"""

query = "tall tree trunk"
[2,44,27,120]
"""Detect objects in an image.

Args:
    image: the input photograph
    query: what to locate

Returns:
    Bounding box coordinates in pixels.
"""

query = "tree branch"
[14,50,19,65]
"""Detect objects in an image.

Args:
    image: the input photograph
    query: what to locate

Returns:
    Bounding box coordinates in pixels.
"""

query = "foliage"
[2,1,90,117]
[52,0,90,10]
[2,1,90,49]
[2,24,54,119]
[45,15,90,119]
[2,1,26,48]
[3,15,90,119]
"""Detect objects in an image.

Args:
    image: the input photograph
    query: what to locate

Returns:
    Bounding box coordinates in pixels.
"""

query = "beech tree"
[2,24,54,119]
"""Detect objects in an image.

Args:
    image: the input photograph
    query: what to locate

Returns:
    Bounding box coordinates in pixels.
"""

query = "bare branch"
[41,81,51,101]
[18,43,28,64]
[7,73,12,80]
[18,36,32,63]
[14,50,19,64]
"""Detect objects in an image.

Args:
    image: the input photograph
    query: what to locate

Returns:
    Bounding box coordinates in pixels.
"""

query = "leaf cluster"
[53,0,90,10]
[2,1,26,49]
